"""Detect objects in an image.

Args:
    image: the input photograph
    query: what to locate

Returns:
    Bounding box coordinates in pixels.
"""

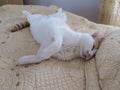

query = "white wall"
[24,0,99,22]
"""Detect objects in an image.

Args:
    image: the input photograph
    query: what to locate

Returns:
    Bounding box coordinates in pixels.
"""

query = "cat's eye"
[92,44,95,50]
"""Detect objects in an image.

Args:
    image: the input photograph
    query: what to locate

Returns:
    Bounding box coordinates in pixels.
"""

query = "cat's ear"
[92,32,105,41]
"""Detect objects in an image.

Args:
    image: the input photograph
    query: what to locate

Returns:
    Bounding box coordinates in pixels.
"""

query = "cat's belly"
[52,44,80,60]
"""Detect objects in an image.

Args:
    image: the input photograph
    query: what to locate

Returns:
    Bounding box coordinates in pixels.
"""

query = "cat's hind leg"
[18,34,63,65]
[37,36,63,60]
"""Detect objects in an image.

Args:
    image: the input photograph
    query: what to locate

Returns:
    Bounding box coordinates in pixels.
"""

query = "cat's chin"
[82,56,94,61]
[81,54,95,61]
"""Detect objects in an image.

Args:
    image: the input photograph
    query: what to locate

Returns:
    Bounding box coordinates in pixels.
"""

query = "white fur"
[18,8,101,64]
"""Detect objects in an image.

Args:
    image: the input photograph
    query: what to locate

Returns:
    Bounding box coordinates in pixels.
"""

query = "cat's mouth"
[82,54,96,61]
[81,53,96,61]
[81,49,97,61]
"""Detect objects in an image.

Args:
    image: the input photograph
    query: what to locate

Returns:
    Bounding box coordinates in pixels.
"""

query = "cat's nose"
[83,52,91,60]
[84,51,90,57]
[87,51,91,57]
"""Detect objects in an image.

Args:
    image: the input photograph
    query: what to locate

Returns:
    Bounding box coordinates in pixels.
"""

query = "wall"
[24,0,99,22]
[0,0,23,6]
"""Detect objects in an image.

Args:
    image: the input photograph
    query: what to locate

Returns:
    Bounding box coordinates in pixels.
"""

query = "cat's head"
[80,32,105,60]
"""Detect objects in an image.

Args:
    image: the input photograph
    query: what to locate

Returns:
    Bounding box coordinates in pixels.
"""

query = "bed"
[0,5,120,90]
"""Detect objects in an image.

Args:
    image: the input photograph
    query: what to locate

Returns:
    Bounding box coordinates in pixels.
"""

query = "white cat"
[17,8,104,65]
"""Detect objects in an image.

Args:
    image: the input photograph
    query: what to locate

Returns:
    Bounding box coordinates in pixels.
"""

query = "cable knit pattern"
[0,5,120,90]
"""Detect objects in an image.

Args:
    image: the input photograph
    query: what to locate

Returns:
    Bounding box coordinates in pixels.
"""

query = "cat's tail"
[10,10,31,32]
[10,21,30,32]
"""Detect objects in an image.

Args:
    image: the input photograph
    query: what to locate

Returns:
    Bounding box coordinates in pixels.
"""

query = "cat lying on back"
[11,8,104,65]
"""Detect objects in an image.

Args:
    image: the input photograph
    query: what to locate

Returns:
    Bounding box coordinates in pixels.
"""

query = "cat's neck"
[72,31,83,44]
[63,28,82,46]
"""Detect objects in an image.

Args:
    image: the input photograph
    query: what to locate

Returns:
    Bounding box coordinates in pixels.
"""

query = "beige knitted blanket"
[0,5,120,90]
